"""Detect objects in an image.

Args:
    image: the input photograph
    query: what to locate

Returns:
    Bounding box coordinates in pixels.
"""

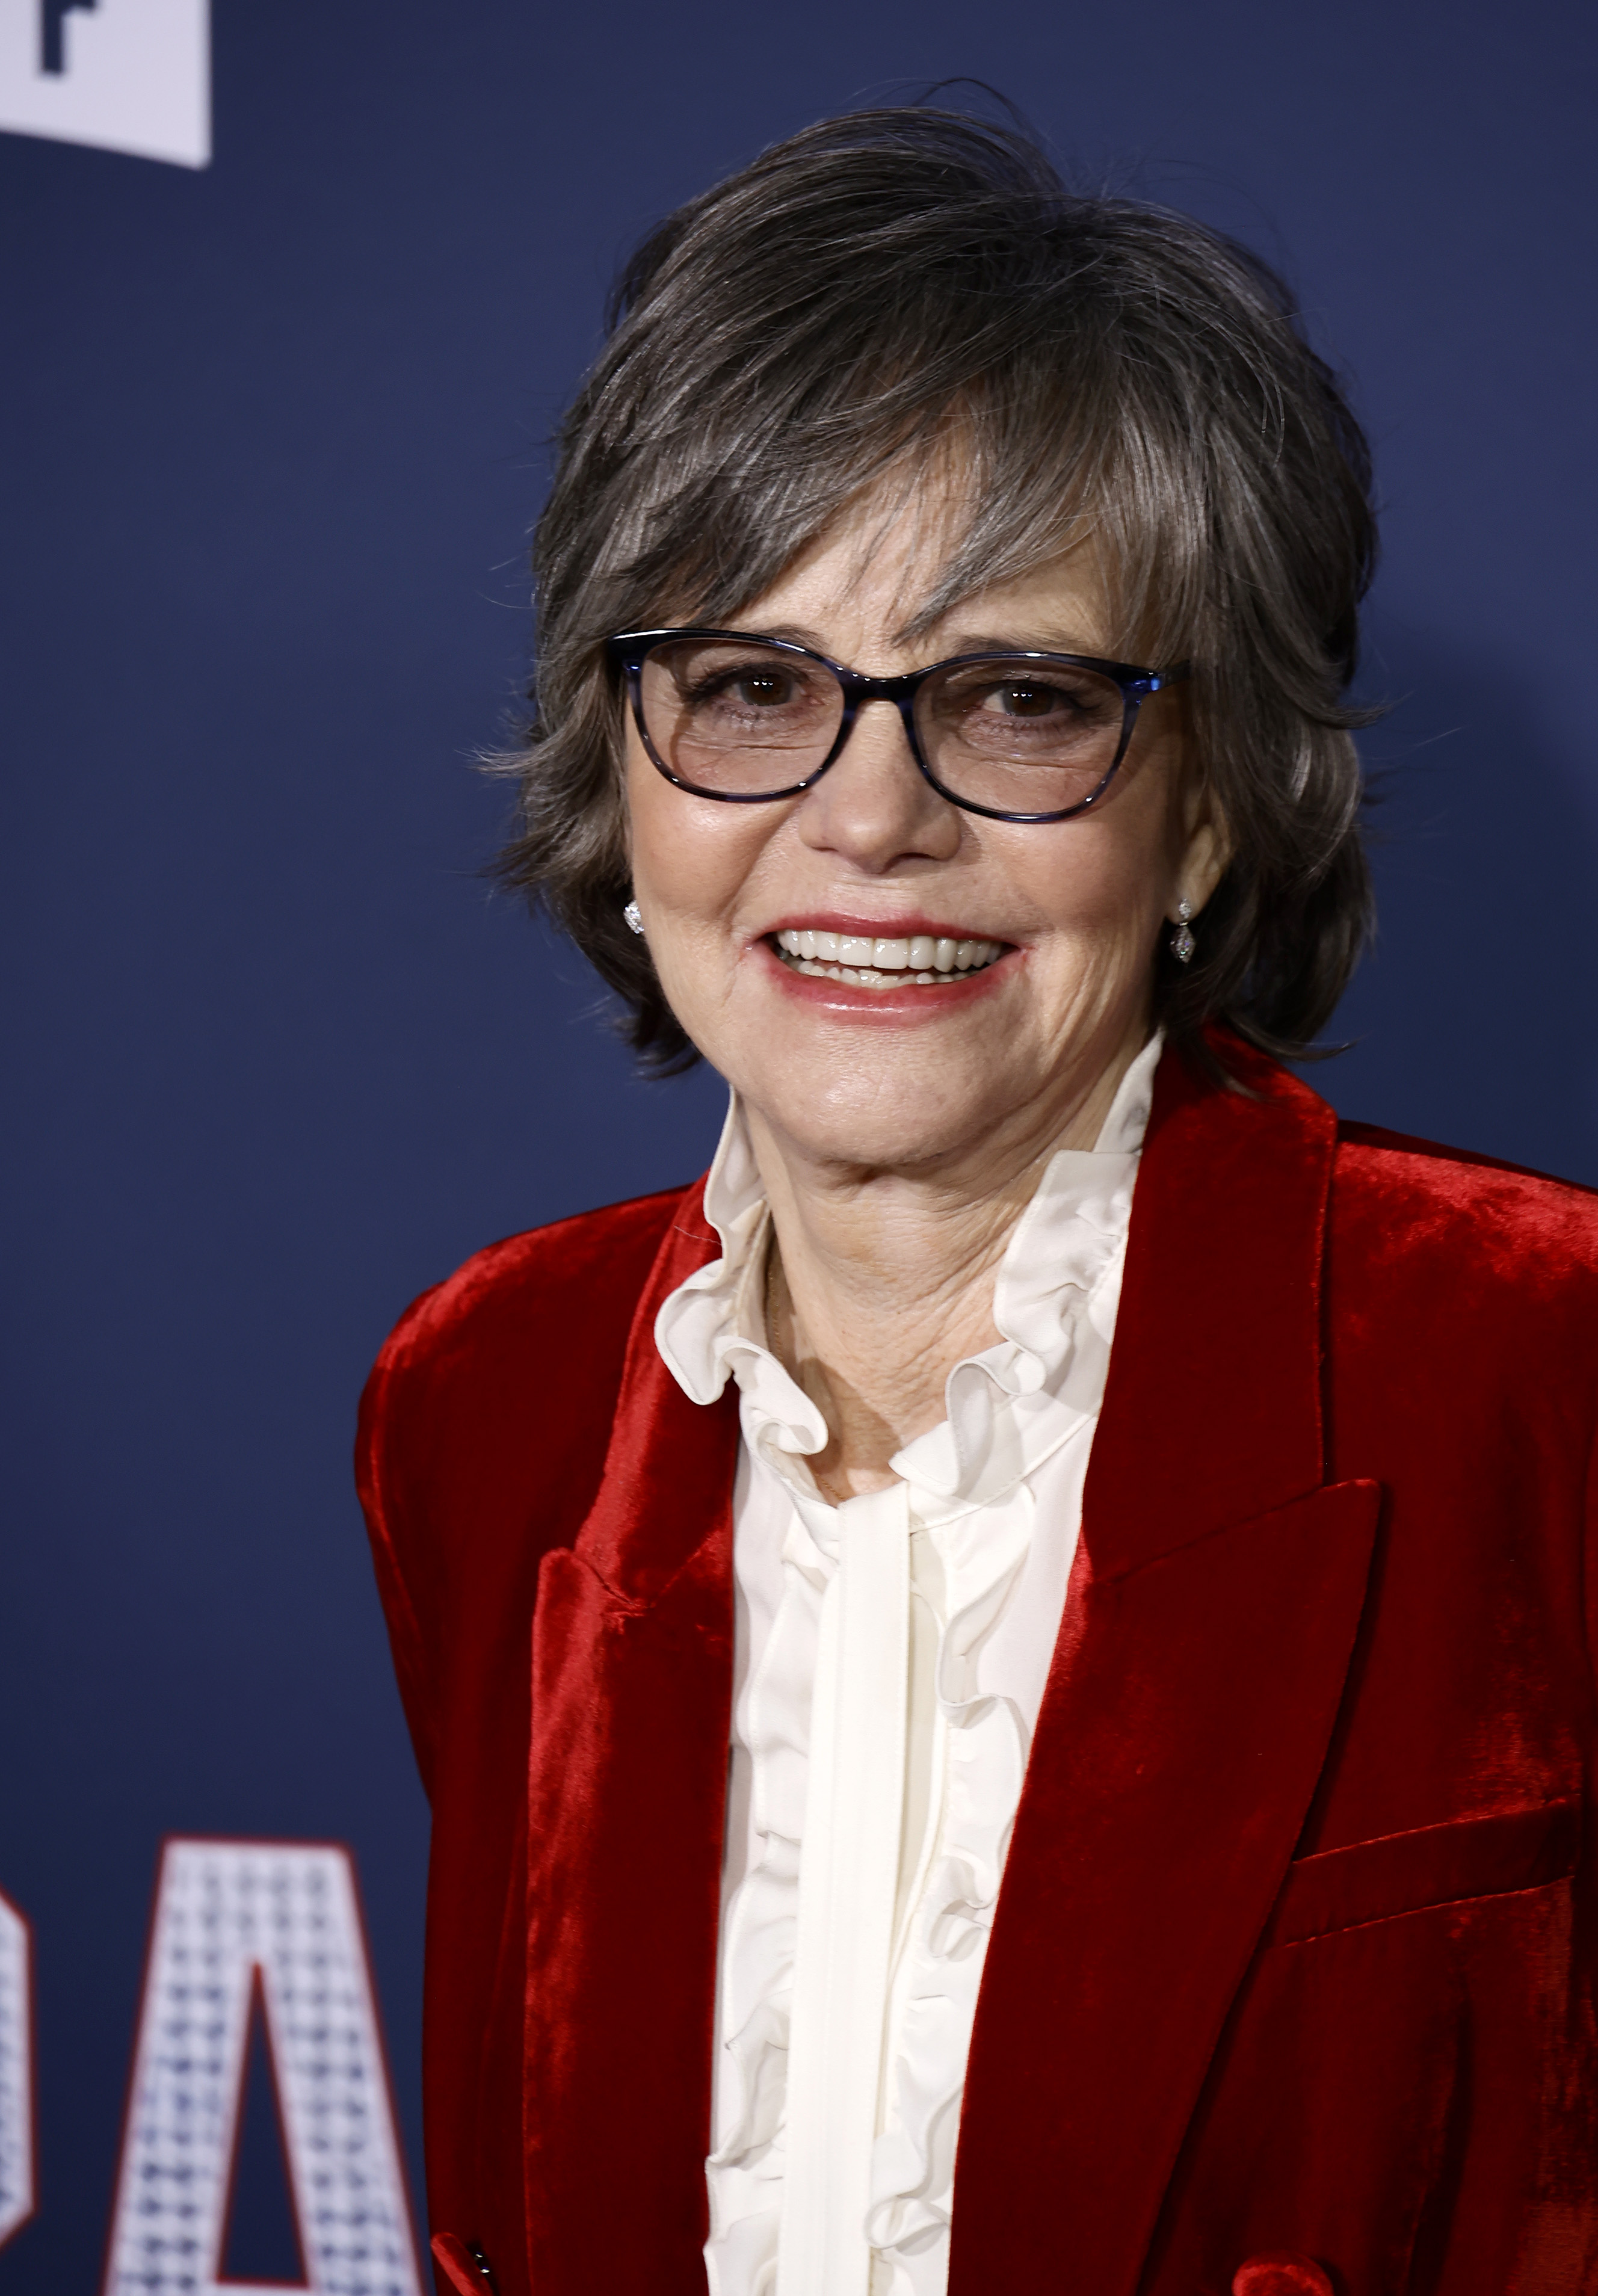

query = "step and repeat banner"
[2,0,1595,2283]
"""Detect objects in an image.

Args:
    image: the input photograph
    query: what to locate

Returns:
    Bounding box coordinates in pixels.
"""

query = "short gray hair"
[493,105,1377,1071]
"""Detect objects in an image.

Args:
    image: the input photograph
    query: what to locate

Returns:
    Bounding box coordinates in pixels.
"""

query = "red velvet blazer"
[357,1035,1598,2296]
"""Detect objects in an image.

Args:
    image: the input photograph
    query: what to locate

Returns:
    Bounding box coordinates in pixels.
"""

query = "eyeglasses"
[606,628,1189,824]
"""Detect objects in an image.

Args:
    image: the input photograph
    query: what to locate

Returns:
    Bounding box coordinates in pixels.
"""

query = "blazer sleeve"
[1587,1420,1598,1708]
[356,1281,450,1795]
[353,1186,693,1803]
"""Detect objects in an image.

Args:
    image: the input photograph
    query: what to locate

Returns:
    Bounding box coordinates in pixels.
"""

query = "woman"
[357,108,1598,2296]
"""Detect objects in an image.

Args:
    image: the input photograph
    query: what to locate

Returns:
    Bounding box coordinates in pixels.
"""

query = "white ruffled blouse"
[653,1034,1161,2296]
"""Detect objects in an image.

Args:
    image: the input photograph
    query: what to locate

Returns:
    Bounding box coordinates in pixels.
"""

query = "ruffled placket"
[655,1037,1161,2296]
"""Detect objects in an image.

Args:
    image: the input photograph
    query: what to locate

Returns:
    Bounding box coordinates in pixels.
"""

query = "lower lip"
[754,938,1018,1020]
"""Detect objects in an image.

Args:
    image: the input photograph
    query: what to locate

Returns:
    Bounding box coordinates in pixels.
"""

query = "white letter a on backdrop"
[0,1886,34,2248]
[103,1839,424,2296]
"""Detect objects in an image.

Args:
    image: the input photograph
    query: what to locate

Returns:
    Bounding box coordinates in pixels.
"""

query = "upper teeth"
[775,930,1003,974]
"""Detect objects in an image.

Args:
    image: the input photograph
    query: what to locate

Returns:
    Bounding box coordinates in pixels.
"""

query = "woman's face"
[625,493,1227,1177]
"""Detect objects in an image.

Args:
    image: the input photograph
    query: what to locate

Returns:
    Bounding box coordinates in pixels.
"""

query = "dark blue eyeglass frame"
[605,627,1191,824]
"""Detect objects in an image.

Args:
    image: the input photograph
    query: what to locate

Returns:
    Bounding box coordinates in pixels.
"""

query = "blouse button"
[1232,2254,1334,2296]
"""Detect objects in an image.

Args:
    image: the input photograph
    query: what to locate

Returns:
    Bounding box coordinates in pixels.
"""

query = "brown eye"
[997,682,1058,717]
[733,672,795,708]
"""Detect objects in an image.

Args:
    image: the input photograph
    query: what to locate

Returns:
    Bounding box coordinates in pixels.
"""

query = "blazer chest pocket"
[1264,1797,1581,1948]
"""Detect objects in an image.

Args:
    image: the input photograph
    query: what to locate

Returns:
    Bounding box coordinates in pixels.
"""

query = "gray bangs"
[493,105,1377,1072]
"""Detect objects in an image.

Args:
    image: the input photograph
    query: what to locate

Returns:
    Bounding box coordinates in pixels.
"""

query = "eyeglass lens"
[636,638,1128,810]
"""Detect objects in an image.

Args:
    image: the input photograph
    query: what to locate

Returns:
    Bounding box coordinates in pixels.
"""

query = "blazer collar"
[1084,1028,1337,1573]
[570,1176,729,1603]
[563,1022,1334,1608]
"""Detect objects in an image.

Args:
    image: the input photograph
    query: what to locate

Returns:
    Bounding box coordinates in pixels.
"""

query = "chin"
[753,1063,1009,1172]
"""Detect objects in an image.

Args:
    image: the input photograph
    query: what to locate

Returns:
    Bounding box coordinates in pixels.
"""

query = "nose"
[797,696,962,872]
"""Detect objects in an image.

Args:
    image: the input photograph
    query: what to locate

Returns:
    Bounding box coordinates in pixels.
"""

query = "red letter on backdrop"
[102,1838,423,2296]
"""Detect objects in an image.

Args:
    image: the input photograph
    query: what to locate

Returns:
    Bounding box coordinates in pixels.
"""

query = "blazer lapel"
[522,1183,739,2295]
[952,1037,1381,2296]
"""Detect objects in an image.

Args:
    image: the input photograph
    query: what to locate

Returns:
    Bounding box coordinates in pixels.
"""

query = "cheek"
[1004,815,1165,946]
[624,748,776,1031]
[626,747,739,917]
[1058,745,1188,923]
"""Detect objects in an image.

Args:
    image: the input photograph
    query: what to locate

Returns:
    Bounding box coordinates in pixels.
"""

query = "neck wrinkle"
[750,1031,1162,1481]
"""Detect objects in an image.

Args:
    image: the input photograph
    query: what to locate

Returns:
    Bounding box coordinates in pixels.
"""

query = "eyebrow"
[936,628,1109,658]
[736,622,832,651]
[726,622,1111,661]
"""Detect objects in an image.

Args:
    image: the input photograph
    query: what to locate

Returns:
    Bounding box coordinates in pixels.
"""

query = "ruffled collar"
[655,1034,1161,1517]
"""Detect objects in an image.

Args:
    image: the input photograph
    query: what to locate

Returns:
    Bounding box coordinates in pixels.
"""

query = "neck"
[747,1019,1148,1502]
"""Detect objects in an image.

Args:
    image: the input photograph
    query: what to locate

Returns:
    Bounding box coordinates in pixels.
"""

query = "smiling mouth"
[770,927,1008,989]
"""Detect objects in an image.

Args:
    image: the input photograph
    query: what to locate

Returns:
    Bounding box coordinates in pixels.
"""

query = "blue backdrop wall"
[3,0,1596,2279]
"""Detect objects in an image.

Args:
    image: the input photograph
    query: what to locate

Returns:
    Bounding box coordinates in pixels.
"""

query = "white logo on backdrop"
[0,1889,33,2248]
[103,1841,424,2296]
[0,0,209,168]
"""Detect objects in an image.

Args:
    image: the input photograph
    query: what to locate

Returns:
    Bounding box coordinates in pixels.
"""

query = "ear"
[1172,770,1232,919]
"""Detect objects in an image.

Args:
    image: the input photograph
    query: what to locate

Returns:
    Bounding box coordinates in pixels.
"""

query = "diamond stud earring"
[623,900,644,936]
[1170,897,1195,964]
